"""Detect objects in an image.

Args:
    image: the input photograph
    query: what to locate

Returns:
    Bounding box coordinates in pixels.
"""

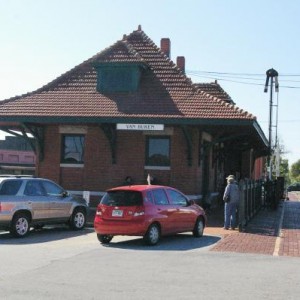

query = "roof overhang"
[0,116,269,157]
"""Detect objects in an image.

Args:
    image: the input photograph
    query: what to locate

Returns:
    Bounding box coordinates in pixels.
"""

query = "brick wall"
[37,125,205,195]
[37,125,61,182]
[168,127,201,194]
[61,167,84,190]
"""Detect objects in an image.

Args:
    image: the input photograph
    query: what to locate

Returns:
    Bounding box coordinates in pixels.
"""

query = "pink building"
[0,137,36,175]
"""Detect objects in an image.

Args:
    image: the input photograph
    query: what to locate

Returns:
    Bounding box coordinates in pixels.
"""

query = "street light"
[264,68,279,180]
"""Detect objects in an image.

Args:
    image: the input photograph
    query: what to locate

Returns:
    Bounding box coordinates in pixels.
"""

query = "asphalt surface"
[207,192,300,257]
[1,193,300,299]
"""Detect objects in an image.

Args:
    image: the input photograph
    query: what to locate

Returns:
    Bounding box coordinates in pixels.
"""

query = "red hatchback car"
[94,185,207,245]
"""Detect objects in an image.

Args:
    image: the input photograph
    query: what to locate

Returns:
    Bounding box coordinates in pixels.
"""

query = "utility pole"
[264,68,279,180]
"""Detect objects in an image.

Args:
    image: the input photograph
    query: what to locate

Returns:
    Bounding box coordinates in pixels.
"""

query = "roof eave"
[0,115,257,126]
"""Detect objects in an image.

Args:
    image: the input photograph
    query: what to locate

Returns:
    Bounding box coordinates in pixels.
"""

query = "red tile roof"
[0,27,256,123]
[193,81,235,105]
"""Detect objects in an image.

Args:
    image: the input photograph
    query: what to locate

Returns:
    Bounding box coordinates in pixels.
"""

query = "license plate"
[112,209,123,217]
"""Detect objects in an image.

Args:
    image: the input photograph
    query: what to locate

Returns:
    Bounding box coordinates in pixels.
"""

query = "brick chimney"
[160,38,171,58]
[177,56,185,73]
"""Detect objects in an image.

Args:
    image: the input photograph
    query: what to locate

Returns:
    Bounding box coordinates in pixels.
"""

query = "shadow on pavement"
[0,226,94,245]
[100,233,221,251]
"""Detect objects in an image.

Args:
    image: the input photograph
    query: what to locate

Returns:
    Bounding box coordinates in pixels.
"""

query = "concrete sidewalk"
[208,193,300,257]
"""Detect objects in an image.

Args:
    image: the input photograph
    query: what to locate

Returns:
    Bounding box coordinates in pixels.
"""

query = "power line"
[186,70,300,89]
[260,119,300,123]
[188,70,265,76]
[188,71,300,83]
[188,73,264,81]
[187,70,300,77]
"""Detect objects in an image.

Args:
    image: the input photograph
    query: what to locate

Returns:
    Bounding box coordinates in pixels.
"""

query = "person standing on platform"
[223,175,240,230]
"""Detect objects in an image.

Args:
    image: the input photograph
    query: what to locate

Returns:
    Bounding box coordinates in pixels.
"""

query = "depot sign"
[116,124,164,131]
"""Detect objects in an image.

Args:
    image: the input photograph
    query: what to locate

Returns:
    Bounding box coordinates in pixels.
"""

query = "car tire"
[70,208,86,230]
[143,223,161,246]
[97,234,113,244]
[10,213,30,238]
[193,218,204,237]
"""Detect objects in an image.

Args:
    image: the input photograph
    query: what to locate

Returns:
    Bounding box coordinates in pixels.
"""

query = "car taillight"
[133,208,145,217]
[96,208,102,216]
[0,202,1,212]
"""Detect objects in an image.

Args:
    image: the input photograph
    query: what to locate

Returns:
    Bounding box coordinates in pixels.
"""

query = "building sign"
[117,124,164,131]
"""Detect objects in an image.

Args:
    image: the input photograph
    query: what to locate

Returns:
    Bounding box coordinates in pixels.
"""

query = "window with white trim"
[146,136,170,167]
[61,135,85,164]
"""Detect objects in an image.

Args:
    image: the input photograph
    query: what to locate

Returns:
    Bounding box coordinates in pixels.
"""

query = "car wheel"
[143,223,161,246]
[97,234,113,244]
[10,213,30,238]
[193,218,204,237]
[70,208,86,230]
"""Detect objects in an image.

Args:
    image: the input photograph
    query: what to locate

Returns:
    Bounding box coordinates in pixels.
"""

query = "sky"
[0,0,299,166]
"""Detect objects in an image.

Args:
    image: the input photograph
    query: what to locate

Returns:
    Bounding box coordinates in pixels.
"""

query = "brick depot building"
[0,26,268,202]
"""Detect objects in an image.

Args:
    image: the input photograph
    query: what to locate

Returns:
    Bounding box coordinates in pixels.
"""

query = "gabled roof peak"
[0,26,257,123]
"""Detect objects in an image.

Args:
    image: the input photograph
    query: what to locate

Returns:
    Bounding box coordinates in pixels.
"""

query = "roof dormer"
[93,62,146,93]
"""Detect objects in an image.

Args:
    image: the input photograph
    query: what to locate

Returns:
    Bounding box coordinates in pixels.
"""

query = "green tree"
[290,159,300,183]
[280,158,290,185]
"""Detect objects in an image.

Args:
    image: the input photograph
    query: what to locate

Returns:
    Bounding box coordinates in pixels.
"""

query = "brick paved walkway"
[278,197,300,257]
[207,193,300,257]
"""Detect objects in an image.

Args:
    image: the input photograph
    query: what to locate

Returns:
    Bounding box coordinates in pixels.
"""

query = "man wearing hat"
[223,175,240,230]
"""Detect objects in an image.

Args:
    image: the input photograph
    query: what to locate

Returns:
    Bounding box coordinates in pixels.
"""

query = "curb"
[273,200,285,256]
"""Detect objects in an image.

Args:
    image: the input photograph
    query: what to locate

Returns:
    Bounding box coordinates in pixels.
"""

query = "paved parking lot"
[1,193,299,261]
[1,193,300,300]
[1,220,300,300]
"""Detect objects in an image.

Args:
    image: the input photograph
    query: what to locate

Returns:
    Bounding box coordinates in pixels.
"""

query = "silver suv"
[0,176,88,237]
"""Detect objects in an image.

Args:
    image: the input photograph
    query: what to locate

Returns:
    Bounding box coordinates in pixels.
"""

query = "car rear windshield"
[101,190,143,206]
[0,180,23,196]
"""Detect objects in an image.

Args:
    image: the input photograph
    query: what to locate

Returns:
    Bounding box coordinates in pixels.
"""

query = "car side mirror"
[61,191,69,198]
[187,199,195,206]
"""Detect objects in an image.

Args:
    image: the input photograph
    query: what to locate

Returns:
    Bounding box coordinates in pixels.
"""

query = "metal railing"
[238,178,282,230]
[238,179,264,230]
